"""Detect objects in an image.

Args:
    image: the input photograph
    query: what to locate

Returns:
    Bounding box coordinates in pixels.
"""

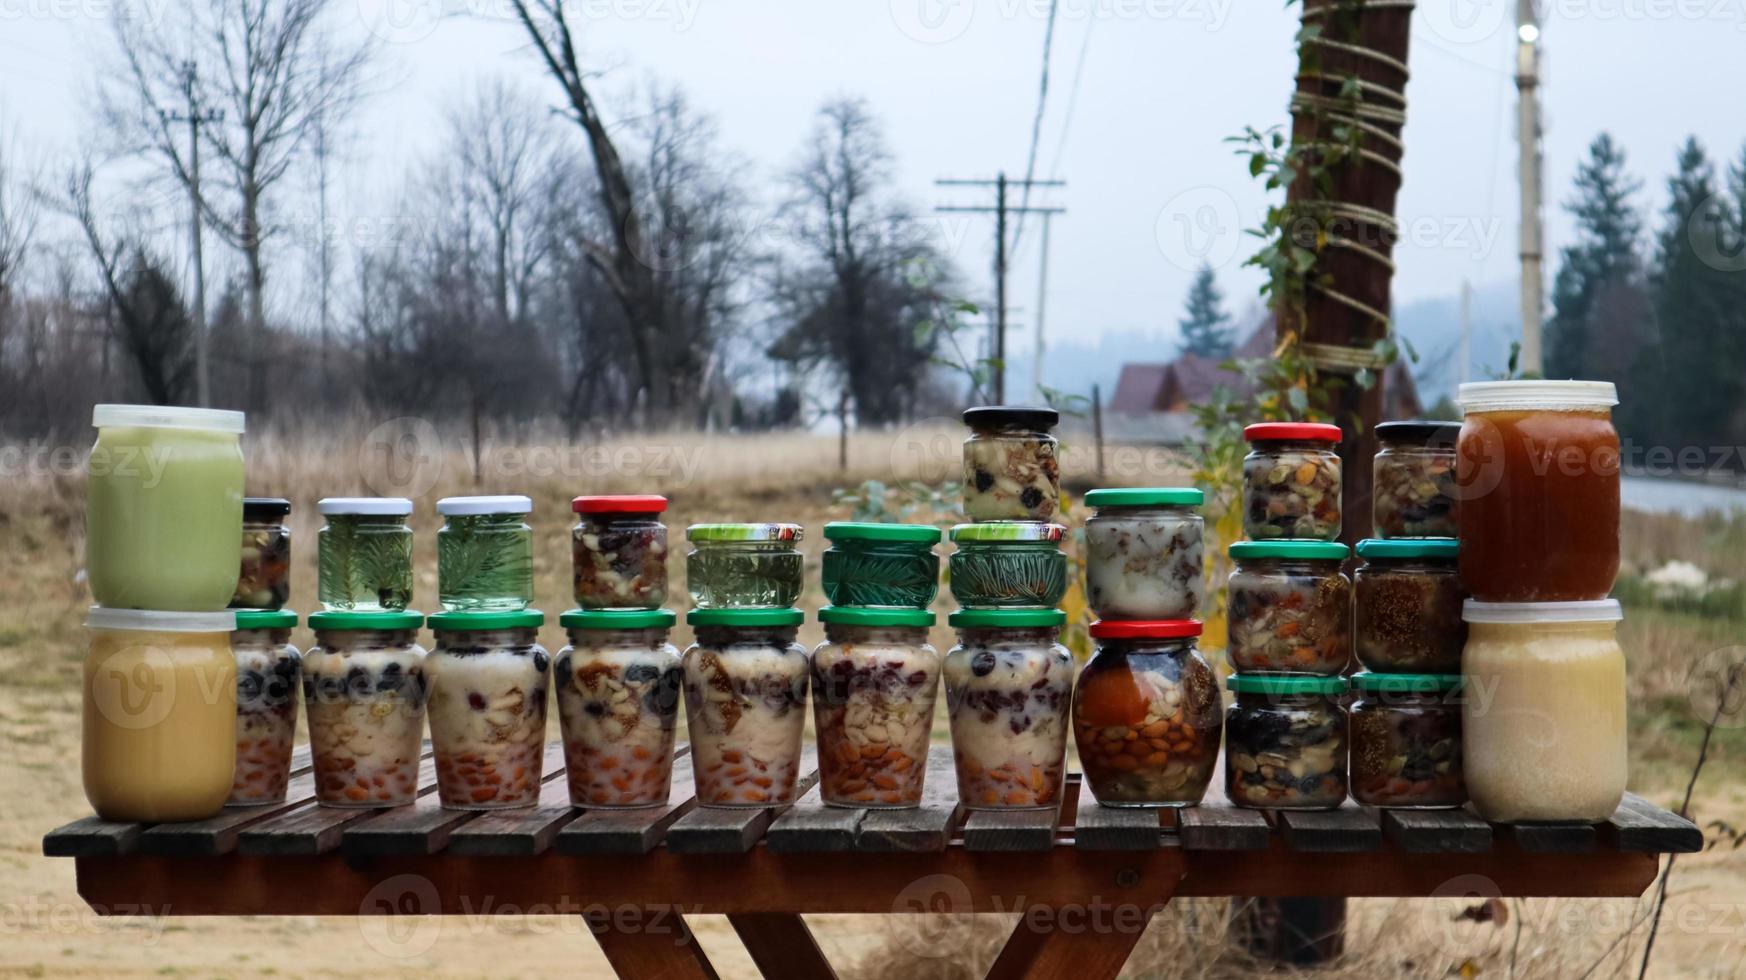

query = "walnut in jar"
[962,405,1061,521]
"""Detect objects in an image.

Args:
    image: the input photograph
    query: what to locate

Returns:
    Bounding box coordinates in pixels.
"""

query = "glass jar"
[1373,421,1459,538]
[1350,672,1466,809]
[556,608,682,808]
[304,611,428,807]
[1227,541,1351,675]
[821,522,941,608]
[682,608,810,807]
[944,609,1073,810]
[1224,674,1349,810]
[437,495,535,612]
[1083,488,1205,620]
[82,609,238,822]
[962,405,1061,521]
[811,607,941,808]
[1457,381,1621,602]
[232,497,292,609]
[948,522,1067,608]
[1462,600,1626,823]
[1241,421,1343,541]
[87,404,245,611]
[229,609,301,806]
[426,611,549,810]
[572,495,669,610]
[1073,620,1220,808]
[317,498,414,611]
[685,524,805,609]
[1354,538,1464,673]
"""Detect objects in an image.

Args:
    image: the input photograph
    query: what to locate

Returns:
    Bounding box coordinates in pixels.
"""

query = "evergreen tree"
[1545,134,1643,381]
[1178,263,1234,358]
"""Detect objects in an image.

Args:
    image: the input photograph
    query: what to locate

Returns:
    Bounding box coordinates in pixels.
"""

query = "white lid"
[85,607,238,633]
[92,403,246,434]
[319,496,414,516]
[1462,599,1623,624]
[1457,380,1618,415]
[437,495,533,516]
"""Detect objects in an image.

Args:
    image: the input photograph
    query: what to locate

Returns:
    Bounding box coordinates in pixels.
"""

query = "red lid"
[1089,619,1203,640]
[572,494,669,514]
[1243,422,1342,443]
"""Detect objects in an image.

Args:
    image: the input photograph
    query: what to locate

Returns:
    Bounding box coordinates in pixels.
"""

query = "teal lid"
[687,607,805,627]
[1356,538,1459,560]
[1226,673,1347,696]
[1351,672,1463,695]
[823,522,942,544]
[948,608,1066,628]
[687,523,803,542]
[234,609,298,630]
[559,608,676,630]
[818,606,936,627]
[949,522,1066,543]
[1084,487,1205,508]
[426,609,545,631]
[1229,540,1349,561]
[308,610,425,631]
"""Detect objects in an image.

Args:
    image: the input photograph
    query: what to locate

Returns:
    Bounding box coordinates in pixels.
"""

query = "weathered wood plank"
[136,770,318,856]
[555,750,696,856]
[764,782,862,854]
[854,745,959,853]
[1604,793,1704,854]
[1073,777,1164,851]
[1277,803,1383,853]
[444,744,575,856]
[962,779,1070,853]
[588,909,721,980]
[42,817,143,858]
[1507,821,1596,854]
[666,749,820,855]
[1381,807,1493,854]
[726,913,838,980]
[984,901,1161,980]
[238,754,438,856]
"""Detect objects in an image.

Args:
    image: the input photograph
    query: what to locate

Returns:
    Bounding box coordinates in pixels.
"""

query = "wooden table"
[44,742,1702,980]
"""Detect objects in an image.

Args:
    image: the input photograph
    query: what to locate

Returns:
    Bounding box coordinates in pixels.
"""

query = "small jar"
[82,609,238,822]
[1073,620,1220,808]
[820,522,942,608]
[685,523,805,609]
[1241,421,1343,541]
[571,495,669,610]
[962,405,1061,521]
[944,608,1073,810]
[1083,488,1205,620]
[811,607,941,808]
[305,610,428,807]
[232,497,292,609]
[426,610,549,810]
[683,608,810,807]
[1373,421,1459,538]
[1227,541,1351,675]
[1350,672,1466,809]
[948,522,1067,608]
[229,609,301,806]
[1354,538,1465,674]
[436,495,535,612]
[556,608,682,808]
[317,497,414,612]
[1224,673,1349,810]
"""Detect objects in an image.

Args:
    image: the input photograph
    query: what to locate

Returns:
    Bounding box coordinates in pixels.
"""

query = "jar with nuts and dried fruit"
[811,607,940,808]
[1373,421,1459,538]
[572,496,669,610]
[304,611,428,808]
[948,522,1067,608]
[1224,674,1348,810]
[229,609,301,806]
[1083,488,1205,620]
[962,405,1060,521]
[820,522,942,609]
[426,611,549,810]
[557,608,682,808]
[1354,538,1465,674]
[944,608,1073,810]
[1349,672,1466,809]
[1227,541,1351,675]
[1241,422,1343,541]
[683,608,810,808]
[1073,620,1220,808]
[232,497,291,609]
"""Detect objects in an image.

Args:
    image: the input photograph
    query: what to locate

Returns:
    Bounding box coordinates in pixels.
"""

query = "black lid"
[962,405,1059,430]
[1375,420,1460,445]
[243,497,292,517]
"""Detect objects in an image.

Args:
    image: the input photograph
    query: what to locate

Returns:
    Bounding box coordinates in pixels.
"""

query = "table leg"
[727,912,839,980]
[586,908,721,980]
[983,903,1161,980]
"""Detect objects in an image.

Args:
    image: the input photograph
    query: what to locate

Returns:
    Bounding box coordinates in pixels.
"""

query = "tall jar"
[1462,600,1626,823]
[317,498,414,611]
[1350,672,1466,809]
[682,608,810,807]
[944,608,1073,810]
[437,495,535,612]
[685,524,805,609]
[556,608,682,808]
[1354,538,1465,674]
[87,404,245,611]
[82,609,238,822]
[305,610,428,807]
[820,522,941,608]
[572,495,669,610]
[948,522,1067,608]
[232,497,292,609]
[1083,488,1205,620]
[1227,541,1351,675]
[1073,620,1220,808]
[1457,381,1620,601]
[229,609,301,806]
[1241,421,1342,541]
[962,405,1061,521]
[426,610,549,810]
[1224,674,1349,811]
[1373,421,1459,538]
[811,607,940,808]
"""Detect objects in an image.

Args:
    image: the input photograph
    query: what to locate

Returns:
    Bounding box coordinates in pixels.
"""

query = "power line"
[1011,0,1060,254]
[1048,17,1095,180]
[159,60,224,408]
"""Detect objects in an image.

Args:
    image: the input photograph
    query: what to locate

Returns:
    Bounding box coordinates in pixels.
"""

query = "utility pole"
[1032,212,1055,401]
[1516,0,1544,374]
[936,173,1065,403]
[160,60,223,408]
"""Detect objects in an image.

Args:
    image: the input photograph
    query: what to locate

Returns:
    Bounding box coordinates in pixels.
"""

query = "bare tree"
[0,122,37,322]
[448,78,552,326]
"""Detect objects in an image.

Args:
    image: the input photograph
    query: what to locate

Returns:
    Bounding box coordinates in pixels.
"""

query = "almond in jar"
[304,610,428,807]
[229,609,301,806]
[426,610,550,810]
[811,606,940,808]
[944,608,1073,810]
[682,608,809,807]
[556,608,682,808]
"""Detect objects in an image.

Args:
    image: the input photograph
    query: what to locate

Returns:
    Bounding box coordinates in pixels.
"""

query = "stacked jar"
[1455,381,1627,824]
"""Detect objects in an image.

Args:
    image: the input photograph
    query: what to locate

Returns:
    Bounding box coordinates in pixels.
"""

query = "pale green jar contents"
[86,404,245,611]
[437,495,535,612]
[318,497,415,612]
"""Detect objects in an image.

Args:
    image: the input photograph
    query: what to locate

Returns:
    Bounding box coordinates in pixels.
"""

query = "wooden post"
[1091,383,1106,483]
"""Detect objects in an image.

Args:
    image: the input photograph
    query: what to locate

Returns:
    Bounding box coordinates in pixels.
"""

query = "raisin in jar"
[232,497,291,609]
[944,608,1073,810]
[1224,674,1348,810]
[962,405,1061,522]
[683,608,810,807]
[1373,421,1459,538]
[1241,422,1342,540]
[1073,620,1220,808]
[1354,538,1465,674]
[572,495,669,610]
[1083,488,1205,620]
[229,609,301,806]
[426,610,550,810]
[556,608,682,808]
[1227,541,1351,675]
[1349,672,1465,809]
[304,611,428,807]
[811,606,940,808]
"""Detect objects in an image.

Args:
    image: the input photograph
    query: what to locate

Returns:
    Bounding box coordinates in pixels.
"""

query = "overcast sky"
[4,0,1745,361]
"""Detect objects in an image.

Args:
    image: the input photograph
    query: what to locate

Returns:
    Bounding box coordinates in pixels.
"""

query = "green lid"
[1084,487,1205,508]
[234,609,298,630]
[687,523,803,542]
[559,608,677,631]
[426,609,545,631]
[1351,672,1463,695]
[1226,673,1347,695]
[1356,538,1459,560]
[818,606,936,627]
[308,610,425,631]
[1229,540,1349,561]
[823,522,943,544]
[687,607,805,627]
[948,608,1066,628]
[949,522,1066,543]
